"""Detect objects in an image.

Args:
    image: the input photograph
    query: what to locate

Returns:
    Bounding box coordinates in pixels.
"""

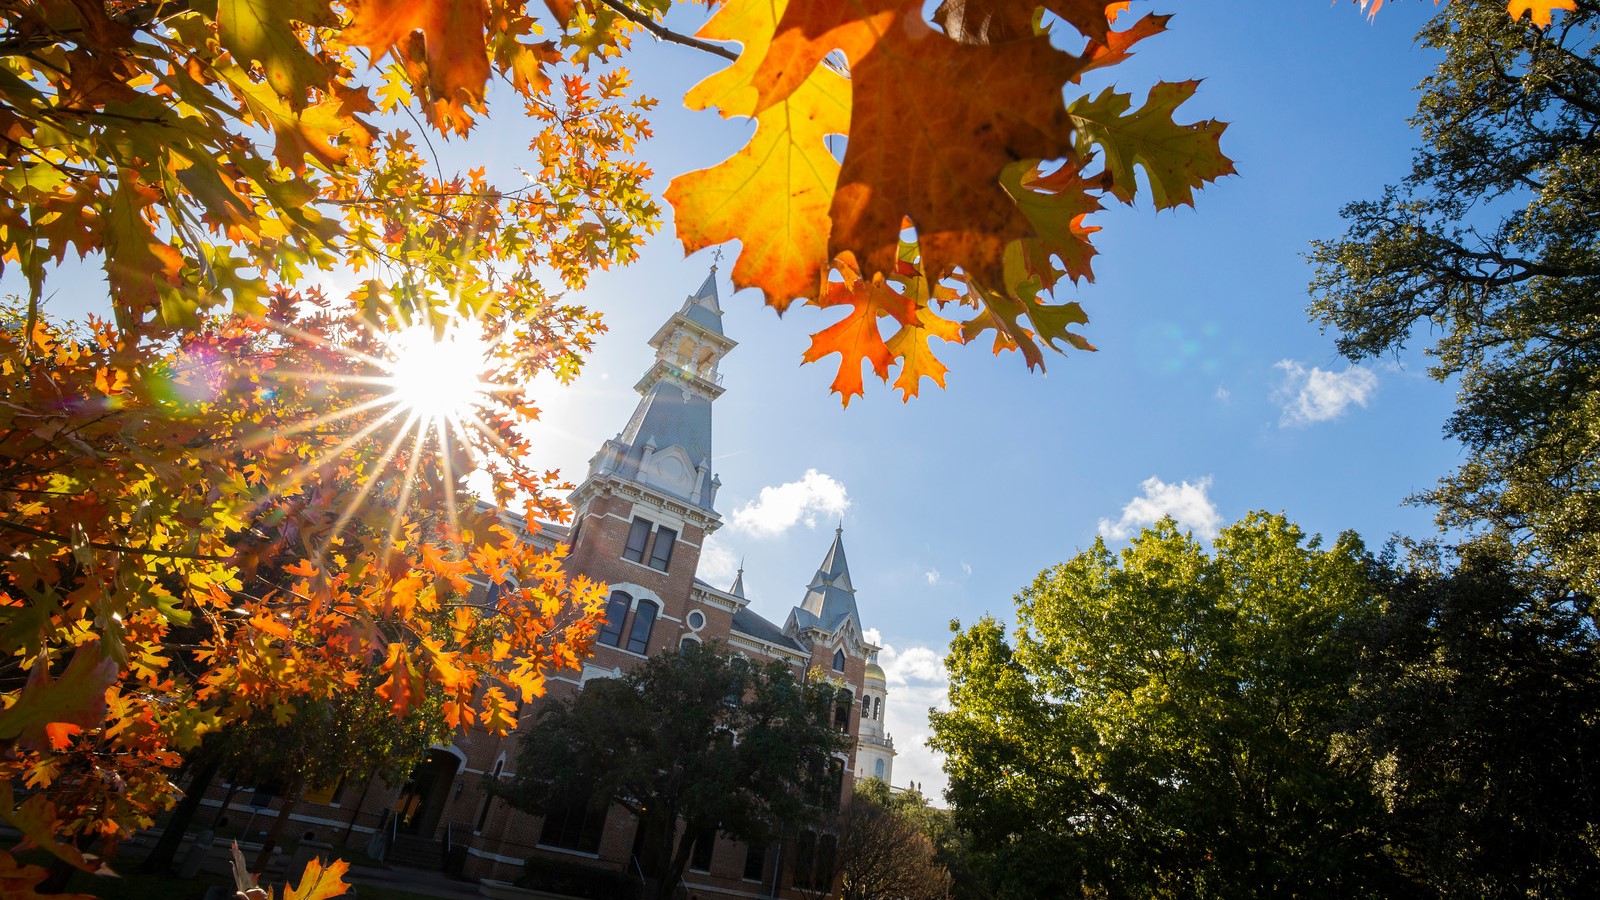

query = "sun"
[381,320,495,424]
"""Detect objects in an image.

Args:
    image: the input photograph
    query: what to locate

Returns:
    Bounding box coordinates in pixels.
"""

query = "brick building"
[205,269,897,896]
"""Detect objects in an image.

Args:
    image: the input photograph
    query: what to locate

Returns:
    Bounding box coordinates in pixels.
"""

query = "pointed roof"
[798,526,860,632]
[729,564,746,599]
[680,267,724,336]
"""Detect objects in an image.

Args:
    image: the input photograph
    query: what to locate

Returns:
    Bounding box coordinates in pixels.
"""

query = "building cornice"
[571,472,723,534]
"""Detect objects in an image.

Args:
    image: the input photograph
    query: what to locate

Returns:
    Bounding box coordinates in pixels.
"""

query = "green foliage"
[930,513,1403,899]
[1308,0,1600,591]
[1336,542,1600,897]
[496,641,848,900]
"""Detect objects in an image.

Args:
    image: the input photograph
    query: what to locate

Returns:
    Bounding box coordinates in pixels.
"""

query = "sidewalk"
[343,863,483,900]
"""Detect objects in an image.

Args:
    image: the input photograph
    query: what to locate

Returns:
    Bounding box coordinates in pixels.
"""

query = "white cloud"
[727,469,850,537]
[864,628,951,802]
[960,561,972,576]
[1098,476,1222,540]
[1273,360,1378,427]
[1215,386,1231,401]
[696,533,740,588]
[924,569,941,586]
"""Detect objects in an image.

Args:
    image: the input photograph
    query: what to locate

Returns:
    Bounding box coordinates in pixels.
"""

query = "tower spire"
[576,269,737,514]
[799,527,859,630]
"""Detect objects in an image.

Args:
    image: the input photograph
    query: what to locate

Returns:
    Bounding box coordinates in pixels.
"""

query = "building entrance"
[395,749,461,837]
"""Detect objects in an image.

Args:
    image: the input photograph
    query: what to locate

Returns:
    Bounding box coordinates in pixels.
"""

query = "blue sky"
[522,0,1459,797]
[9,1,1462,799]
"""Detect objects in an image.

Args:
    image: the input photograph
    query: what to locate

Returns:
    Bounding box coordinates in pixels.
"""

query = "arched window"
[832,648,845,672]
[626,599,658,654]
[834,689,853,733]
[874,758,885,780]
[598,592,631,647]
[873,696,881,720]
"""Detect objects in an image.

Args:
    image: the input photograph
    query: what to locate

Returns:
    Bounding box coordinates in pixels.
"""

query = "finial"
[837,518,844,535]
[710,247,724,272]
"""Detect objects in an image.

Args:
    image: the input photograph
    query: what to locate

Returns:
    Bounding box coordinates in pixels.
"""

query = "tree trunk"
[338,770,377,850]
[141,754,223,873]
[212,778,243,827]
[252,776,306,874]
[656,818,699,900]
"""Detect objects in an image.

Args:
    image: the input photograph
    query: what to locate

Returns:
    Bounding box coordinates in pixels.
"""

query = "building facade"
[202,270,896,896]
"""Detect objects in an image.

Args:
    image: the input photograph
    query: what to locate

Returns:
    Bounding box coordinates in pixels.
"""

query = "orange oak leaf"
[344,0,491,129]
[933,0,1121,46]
[670,0,849,312]
[1508,0,1575,27]
[886,304,964,400]
[0,850,92,900]
[376,643,424,717]
[744,0,900,116]
[1080,13,1171,78]
[283,856,350,900]
[0,643,117,754]
[832,9,1090,288]
[801,255,918,405]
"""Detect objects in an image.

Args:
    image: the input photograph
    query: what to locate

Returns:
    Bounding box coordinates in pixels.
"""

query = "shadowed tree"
[496,641,847,900]
[1309,0,1600,591]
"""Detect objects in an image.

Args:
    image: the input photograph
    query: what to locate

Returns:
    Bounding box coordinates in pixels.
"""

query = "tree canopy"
[834,779,953,900]
[1309,0,1600,591]
[931,513,1600,898]
[496,641,849,900]
[930,514,1402,898]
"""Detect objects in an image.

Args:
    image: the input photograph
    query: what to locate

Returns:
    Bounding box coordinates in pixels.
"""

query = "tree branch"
[0,518,233,561]
[593,0,737,62]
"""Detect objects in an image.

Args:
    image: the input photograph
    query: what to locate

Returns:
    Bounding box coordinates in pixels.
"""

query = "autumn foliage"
[670,0,1236,402]
[0,0,1569,896]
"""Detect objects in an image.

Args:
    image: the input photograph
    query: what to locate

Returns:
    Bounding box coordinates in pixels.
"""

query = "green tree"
[1308,0,1600,591]
[1335,541,1600,897]
[930,513,1404,899]
[496,641,848,900]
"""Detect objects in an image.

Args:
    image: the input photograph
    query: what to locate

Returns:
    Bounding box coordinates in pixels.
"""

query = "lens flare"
[381,321,494,424]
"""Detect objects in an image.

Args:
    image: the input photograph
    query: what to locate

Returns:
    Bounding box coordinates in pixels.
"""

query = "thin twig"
[594,0,738,61]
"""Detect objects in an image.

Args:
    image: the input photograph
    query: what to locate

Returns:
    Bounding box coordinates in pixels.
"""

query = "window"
[680,636,698,652]
[874,696,881,720]
[834,689,853,733]
[539,789,606,854]
[874,758,886,780]
[689,822,716,872]
[648,526,676,570]
[686,609,705,630]
[743,843,767,882]
[816,834,837,891]
[825,758,844,810]
[626,599,658,654]
[623,517,652,563]
[475,759,504,831]
[598,592,631,647]
[793,831,817,888]
[832,648,845,672]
